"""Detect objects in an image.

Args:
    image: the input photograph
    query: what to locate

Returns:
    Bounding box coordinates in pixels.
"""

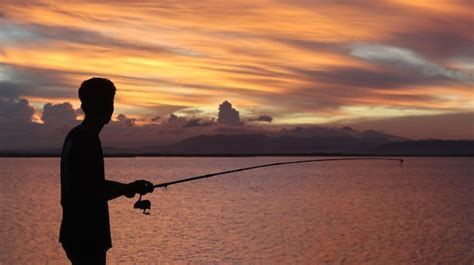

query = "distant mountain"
[377,140,474,155]
[151,126,473,155]
[154,127,411,155]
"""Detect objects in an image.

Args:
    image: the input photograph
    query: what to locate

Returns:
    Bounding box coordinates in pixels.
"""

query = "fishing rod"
[134,157,404,214]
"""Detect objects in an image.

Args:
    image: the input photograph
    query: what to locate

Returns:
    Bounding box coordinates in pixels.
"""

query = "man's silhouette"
[60,77,154,265]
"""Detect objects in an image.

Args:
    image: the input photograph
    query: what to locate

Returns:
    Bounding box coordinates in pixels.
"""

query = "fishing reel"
[134,195,151,215]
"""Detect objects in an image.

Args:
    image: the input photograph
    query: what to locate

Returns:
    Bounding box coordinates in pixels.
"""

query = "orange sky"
[1,0,473,138]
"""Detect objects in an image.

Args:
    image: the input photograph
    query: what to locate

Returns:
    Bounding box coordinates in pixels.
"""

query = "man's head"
[79,77,116,125]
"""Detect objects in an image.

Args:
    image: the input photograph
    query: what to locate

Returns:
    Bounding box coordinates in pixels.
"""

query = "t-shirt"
[59,125,112,252]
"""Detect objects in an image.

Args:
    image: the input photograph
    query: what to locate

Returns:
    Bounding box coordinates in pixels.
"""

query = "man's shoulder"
[63,125,93,152]
[62,125,99,161]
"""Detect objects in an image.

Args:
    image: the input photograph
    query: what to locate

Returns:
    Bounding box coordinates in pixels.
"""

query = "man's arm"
[103,180,131,201]
[104,179,154,201]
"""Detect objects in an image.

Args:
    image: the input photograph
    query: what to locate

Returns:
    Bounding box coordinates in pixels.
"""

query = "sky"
[1,0,473,150]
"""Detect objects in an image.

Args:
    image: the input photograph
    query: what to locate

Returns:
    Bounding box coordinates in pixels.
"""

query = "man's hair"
[79,77,116,106]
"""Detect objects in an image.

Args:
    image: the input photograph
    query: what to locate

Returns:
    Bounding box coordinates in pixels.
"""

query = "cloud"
[1,20,186,57]
[293,66,437,89]
[268,65,450,115]
[0,98,68,151]
[166,113,215,128]
[176,108,204,115]
[217,100,240,125]
[0,81,24,99]
[350,44,472,82]
[269,36,345,55]
[115,114,136,127]
[167,114,180,124]
[249,115,273,123]
[42,102,78,126]
[390,30,474,60]
[0,63,76,100]
[183,118,215,128]
[0,63,192,120]
[0,97,35,125]
[1,0,472,138]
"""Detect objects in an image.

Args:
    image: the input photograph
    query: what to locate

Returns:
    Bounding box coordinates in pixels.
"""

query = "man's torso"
[60,125,111,252]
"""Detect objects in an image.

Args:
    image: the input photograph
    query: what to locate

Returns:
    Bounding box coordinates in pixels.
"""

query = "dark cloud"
[0,98,35,125]
[269,37,345,55]
[177,108,203,115]
[151,116,161,122]
[3,20,187,57]
[249,115,273,123]
[166,114,215,128]
[0,98,63,152]
[42,102,78,126]
[76,108,84,116]
[390,30,474,60]
[217,100,240,125]
[183,118,215,128]
[306,68,434,88]
[116,114,136,127]
[167,114,180,123]
[0,82,24,99]
[0,63,75,100]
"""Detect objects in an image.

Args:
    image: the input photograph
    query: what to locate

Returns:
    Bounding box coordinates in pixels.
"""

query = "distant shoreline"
[1,153,472,158]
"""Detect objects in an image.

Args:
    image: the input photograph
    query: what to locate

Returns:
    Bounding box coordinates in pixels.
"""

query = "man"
[60,77,154,264]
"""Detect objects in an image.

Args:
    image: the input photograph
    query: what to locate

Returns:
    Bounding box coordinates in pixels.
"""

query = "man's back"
[60,125,112,253]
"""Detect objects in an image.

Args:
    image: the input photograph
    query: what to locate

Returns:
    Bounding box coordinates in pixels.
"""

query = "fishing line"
[134,158,403,213]
[152,157,403,189]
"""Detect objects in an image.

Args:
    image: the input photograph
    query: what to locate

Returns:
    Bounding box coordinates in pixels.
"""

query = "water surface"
[0,157,472,264]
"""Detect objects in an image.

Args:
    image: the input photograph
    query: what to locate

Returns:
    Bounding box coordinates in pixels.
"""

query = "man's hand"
[126,180,154,197]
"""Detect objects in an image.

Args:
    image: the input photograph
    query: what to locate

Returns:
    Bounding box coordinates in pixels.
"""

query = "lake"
[0,157,472,264]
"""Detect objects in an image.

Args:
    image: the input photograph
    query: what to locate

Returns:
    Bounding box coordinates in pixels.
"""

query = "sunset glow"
[1,0,473,139]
